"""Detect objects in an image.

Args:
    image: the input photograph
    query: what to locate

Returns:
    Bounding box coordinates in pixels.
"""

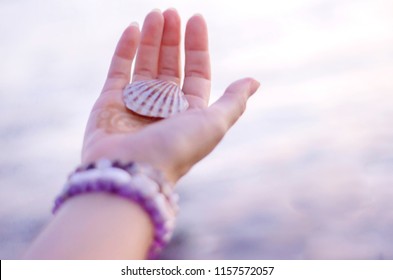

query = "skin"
[23,9,260,259]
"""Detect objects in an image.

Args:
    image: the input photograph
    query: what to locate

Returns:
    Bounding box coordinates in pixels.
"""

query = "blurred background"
[1,0,393,259]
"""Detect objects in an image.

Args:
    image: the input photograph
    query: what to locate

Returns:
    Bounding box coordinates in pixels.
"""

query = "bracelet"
[53,158,179,259]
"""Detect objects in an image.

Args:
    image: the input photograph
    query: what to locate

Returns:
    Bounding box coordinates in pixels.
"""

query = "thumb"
[208,77,260,130]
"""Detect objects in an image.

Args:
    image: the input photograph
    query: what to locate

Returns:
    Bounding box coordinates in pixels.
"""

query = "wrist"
[53,158,179,258]
[81,147,180,184]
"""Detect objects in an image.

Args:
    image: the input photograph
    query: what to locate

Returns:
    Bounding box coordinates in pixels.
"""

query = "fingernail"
[249,78,261,95]
[193,13,204,18]
[151,8,161,13]
[166,7,177,12]
[129,21,139,28]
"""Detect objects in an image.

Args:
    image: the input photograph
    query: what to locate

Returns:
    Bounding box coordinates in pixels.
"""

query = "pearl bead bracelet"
[53,159,179,259]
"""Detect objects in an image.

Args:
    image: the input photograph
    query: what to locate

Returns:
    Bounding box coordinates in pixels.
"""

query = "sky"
[1,0,393,259]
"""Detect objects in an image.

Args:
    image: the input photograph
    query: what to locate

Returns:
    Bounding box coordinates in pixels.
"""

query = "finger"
[208,78,260,132]
[104,23,140,92]
[133,9,164,81]
[157,8,181,84]
[183,14,211,109]
[132,79,259,182]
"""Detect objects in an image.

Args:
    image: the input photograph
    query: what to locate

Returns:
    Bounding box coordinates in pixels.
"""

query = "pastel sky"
[1,0,393,259]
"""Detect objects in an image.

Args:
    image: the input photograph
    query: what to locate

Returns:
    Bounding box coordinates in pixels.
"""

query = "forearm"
[23,193,153,259]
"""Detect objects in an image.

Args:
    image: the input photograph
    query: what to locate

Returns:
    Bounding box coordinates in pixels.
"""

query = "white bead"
[131,174,159,198]
[153,194,171,220]
[96,158,112,169]
[164,219,176,232]
[162,232,172,243]
[101,168,132,184]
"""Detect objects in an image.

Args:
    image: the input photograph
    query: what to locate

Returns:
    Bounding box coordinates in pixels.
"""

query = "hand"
[81,9,260,184]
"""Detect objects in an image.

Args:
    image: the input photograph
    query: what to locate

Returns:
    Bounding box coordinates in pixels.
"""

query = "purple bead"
[102,181,112,191]
[53,158,178,259]
[75,166,84,173]
[106,182,115,192]
[117,187,131,197]
[53,203,60,212]
[125,162,135,170]
[132,195,144,206]
[144,199,155,211]
[151,211,164,224]
[86,163,95,170]
[112,160,122,169]
[151,239,165,250]
[85,182,93,192]
[68,186,79,196]
[155,224,168,238]
[96,179,107,189]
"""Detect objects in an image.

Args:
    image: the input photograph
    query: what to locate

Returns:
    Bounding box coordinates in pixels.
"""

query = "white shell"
[122,80,189,118]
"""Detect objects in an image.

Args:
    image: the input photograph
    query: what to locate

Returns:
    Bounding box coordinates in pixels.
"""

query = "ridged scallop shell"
[122,80,189,118]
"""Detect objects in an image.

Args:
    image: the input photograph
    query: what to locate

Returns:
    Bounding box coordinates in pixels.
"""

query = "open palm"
[81,9,260,183]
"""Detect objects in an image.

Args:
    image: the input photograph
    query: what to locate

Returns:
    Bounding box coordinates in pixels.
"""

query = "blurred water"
[1,0,393,259]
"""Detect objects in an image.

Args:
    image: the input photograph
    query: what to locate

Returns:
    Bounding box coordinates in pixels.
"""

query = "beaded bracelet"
[53,159,179,259]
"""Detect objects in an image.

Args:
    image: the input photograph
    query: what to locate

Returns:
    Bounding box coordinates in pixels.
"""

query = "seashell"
[122,79,189,118]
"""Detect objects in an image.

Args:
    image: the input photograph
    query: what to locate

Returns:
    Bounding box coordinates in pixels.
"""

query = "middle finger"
[133,9,164,81]
[157,8,182,84]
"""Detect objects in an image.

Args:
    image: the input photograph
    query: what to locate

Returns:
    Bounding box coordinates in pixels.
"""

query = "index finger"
[103,23,141,92]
